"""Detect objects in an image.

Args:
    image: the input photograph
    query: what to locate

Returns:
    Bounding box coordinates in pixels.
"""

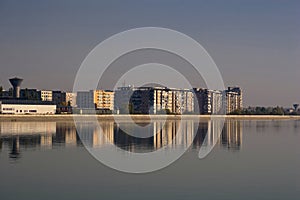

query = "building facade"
[66,92,77,107]
[39,90,53,101]
[93,90,114,110]
[52,91,67,106]
[76,91,94,109]
[114,86,194,114]
[0,100,56,115]
[224,87,243,114]
[20,89,41,100]
[76,90,114,111]
[193,87,242,115]
[193,88,224,114]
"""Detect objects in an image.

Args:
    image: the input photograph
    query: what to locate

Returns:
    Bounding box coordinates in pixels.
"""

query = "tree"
[271,106,284,115]
[230,109,243,115]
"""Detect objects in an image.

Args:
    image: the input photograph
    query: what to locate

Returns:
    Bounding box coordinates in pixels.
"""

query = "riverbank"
[0,114,300,122]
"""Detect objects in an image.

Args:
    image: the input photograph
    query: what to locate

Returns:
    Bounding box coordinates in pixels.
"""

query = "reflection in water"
[220,120,243,151]
[0,120,243,160]
[9,136,20,160]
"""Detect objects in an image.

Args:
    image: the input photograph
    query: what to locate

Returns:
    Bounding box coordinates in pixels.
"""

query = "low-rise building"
[0,90,13,98]
[0,100,56,115]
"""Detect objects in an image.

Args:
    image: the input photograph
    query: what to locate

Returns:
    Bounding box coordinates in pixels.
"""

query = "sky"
[0,0,299,107]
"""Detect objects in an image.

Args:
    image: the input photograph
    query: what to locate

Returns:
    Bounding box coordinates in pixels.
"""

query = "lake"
[0,119,299,200]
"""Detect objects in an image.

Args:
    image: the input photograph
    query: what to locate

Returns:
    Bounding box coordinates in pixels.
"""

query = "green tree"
[230,109,243,115]
[271,106,285,115]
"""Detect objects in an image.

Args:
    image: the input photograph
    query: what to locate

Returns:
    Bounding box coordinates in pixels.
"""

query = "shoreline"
[0,114,300,122]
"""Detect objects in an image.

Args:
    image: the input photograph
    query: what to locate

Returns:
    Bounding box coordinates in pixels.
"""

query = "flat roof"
[0,99,56,105]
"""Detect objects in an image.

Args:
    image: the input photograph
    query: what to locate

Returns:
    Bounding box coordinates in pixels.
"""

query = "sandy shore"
[0,114,300,122]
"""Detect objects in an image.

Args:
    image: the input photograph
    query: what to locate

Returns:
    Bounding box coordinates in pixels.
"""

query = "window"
[3,108,14,111]
[29,110,37,113]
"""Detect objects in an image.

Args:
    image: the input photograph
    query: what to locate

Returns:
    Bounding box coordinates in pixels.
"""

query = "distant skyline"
[0,0,299,107]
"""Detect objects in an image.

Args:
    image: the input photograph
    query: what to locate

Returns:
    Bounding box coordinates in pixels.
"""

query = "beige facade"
[93,90,114,110]
[66,92,77,107]
[225,87,243,114]
[40,90,53,101]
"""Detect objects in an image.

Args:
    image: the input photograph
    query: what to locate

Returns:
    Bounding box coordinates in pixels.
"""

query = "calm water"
[0,119,299,200]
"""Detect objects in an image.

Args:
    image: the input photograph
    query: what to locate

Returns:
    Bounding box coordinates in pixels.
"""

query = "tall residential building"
[182,89,195,113]
[224,87,243,114]
[194,88,211,114]
[114,86,194,114]
[193,88,224,114]
[211,90,223,114]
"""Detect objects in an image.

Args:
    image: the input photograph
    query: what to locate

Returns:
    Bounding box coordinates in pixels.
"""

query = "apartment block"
[76,90,114,111]
[115,86,194,114]
[193,88,224,114]
[94,90,114,110]
[39,90,53,101]
[224,87,243,114]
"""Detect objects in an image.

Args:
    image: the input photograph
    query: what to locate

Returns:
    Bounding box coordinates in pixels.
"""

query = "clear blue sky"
[0,0,299,107]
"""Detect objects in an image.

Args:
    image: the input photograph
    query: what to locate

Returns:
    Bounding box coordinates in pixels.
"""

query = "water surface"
[0,119,299,200]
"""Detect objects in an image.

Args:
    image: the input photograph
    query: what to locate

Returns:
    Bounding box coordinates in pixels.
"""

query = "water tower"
[9,77,23,98]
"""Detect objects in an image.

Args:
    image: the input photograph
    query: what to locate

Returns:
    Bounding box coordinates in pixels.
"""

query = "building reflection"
[0,121,79,160]
[9,136,20,159]
[0,119,243,160]
[192,120,243,151]
[220,120,243,151]
[54,122,79,147]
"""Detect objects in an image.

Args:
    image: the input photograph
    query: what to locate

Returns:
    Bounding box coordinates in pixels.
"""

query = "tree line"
[229,106,298,115]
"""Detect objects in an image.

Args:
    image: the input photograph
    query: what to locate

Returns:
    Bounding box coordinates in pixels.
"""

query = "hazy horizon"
[0,0,299,107]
